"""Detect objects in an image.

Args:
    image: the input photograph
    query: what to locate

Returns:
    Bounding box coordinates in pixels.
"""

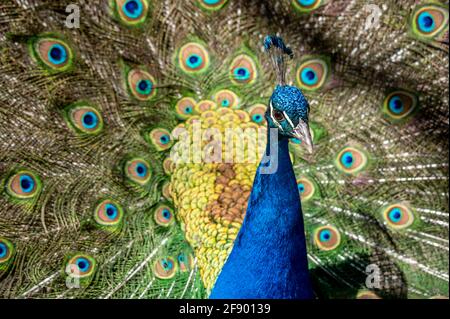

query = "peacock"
[209,35,315,299]
[0,0,448,299]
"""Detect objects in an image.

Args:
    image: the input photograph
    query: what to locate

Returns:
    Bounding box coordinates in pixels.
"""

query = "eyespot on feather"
[197,0,228,11]
[0,238,15,268]
[235,110,250,122]
[163,158,175,175]
[335,146,368,174]
[66,254,96,279]
[124,158,151,185]
[6,170,42,200]
[31,37,74,72]
[127,68,157,101]
[292,0,323,13]
[162,182,172,201]
[382,203,414,230]
[175,97,196,120]
[66,105,104,135]
[213,89,239,109]
[177,253,194,272]
[410,4,449,40]
[356,290,382,299]
[153,256,177,279]
[382,90,418,121]
[195,100,217,114]
[296,58,329,91]
[154,204,174,227]
[248,104,266,125]
[314,225,341,251]
[178,42,210,74]
[147,128,173,151]
[94,199,124,227]
[113,0,149,26]
[296,177,316,202]
[229,54,257,85]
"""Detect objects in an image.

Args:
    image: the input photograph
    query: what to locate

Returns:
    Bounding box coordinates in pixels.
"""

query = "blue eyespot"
[234,67,250,80]
[136,79,152,95]
[76,257,90,272]
[162,209,171,220]
[417,11,436,33]
[301,68,318,86]
[186,54,202,69]
[82,112,99,129]
[135,163,147,177]
[178,255,185,262]
[388,96,404,114]
[0,243,7,258]
[105,203,119,220]
[319,229,332,242]
[160,134,170,145]
[298,0,316,6]
[20,175,35,193]
[123,0,144,19]
[47,44,67,65]
[203,0,221,4]
[184,106,193,114]
[162,258,173,270]
[388,208,402,223]
[298,183,305,193]
[221,99,230,107]
[340,151,354,168]
[252,114,263,123]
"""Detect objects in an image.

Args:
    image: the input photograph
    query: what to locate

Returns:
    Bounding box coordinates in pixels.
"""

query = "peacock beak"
[291,119,313,153]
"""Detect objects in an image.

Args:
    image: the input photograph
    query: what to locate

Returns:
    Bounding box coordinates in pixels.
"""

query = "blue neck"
[210,131,314,299]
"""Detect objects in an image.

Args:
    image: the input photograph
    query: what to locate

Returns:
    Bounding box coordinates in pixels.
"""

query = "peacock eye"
[273,110,284,121]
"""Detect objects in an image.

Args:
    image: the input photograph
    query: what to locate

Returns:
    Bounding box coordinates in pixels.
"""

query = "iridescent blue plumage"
[210,36,314,299]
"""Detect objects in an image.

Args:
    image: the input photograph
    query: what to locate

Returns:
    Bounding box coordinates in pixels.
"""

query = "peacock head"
[266,85,313,153]
[263,35,313,153]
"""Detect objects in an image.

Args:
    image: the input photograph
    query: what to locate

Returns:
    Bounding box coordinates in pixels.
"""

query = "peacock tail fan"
[0,0,448,299]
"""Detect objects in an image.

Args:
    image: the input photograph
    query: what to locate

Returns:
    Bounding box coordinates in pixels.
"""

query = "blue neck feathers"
[209,130,314,299]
